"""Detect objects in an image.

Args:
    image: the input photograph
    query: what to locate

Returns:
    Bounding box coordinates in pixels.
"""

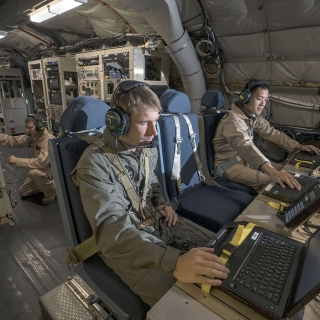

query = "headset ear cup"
[122,112,130,135]
[27,114,45,132]
[239,89,252,104]
[240,80,269,104]
[105,108,130,137]
[36,122,45,132]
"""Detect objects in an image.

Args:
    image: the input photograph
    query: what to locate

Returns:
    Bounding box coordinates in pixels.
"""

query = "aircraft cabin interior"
[0,0,320,319]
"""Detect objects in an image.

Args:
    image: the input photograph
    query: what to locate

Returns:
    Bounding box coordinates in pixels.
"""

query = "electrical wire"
[143,218,199,253]
[188,0,225,81]
[0,186,17,208]
[182,12,204,26]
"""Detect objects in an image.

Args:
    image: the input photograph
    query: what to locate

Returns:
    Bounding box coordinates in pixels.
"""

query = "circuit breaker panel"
[42,57,78,133]
[0,68,28,135]
[75,46,169,103]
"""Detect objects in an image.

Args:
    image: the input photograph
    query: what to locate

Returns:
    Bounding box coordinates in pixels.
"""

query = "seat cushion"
[177,185,253,232]
[203,112,256,196]
[60,96,110,132]
[214,176,258,197]
[201,90,224,109]
[54,136,93,242]
[203,112,227,173]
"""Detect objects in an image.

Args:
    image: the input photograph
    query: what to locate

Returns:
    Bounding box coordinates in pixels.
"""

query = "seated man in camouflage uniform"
[71,81,229,306]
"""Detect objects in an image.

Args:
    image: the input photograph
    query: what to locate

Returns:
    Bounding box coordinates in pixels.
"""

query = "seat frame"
[49,134,149,320]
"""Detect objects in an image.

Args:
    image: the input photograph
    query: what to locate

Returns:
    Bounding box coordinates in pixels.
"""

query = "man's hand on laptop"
[295,144,320,155]
[173,247,230,285]
[261,163,301,190]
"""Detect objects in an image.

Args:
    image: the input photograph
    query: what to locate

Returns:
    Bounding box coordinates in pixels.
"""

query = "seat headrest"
[201,90,224,109]
[160,89,191,113]
[60,96,110,132]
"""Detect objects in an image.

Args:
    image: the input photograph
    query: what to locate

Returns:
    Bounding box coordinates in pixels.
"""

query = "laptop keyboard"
[234,234,296,304]
[284,200,305,223]
[291,175,317,198]
[265,174,318,203]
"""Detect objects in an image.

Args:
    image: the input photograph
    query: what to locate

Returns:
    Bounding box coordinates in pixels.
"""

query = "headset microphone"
[235,101,256,119]
[118,138,158,149]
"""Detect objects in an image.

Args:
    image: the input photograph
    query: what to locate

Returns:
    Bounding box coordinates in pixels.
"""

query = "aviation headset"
[239,80,269,104]
[27,114,45,132]
[105,80,150,137]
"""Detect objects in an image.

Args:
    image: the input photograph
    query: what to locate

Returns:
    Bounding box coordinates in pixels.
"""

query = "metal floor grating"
[0,146,74,320]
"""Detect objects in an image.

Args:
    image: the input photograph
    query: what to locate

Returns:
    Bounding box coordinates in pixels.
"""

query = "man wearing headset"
[213,80,320,192]
[71,81,230,307]
[0,114,56,204]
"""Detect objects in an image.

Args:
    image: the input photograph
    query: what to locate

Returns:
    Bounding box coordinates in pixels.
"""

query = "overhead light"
[30,0,87,23]
[0,31,7,39]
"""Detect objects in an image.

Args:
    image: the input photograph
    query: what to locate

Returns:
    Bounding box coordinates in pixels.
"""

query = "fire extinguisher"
[8,119,15,135]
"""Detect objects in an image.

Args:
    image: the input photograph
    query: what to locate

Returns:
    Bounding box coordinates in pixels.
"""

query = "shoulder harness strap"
[181,114,205,182]
[66,133,155,268]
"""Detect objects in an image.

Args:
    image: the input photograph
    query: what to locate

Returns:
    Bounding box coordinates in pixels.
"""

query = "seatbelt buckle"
[189,133,197,149]
[66,248,81,268]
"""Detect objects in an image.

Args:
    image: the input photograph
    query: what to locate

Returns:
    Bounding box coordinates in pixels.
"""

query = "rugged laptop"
[262,173,318,203]
[207,222,320,320]
[289,151,320,169]
[276,183,320,228]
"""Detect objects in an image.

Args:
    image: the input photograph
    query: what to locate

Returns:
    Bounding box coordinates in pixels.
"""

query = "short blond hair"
[112,86,162,116]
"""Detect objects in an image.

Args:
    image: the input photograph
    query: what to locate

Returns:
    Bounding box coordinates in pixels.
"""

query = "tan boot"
[42,192,56,205]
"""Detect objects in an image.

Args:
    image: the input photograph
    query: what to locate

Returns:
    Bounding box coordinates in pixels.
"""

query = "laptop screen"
[290,229,320,309]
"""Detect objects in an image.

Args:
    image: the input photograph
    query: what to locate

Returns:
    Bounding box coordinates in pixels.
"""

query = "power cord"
[144,219,199,253]
[0,186,17,208]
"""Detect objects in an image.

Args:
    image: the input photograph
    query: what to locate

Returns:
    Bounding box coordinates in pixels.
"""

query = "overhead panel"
[218,33,266,60]
[223,61,269,83]
[204,0,265,36]
[265,0,320,30]
[0,0,44,30]
[272,61,320,84]
[270,27,320,58]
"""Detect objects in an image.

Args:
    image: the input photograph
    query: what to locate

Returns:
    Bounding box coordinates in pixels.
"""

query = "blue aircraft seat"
[49,97,149,320]
[59,95,110,133]
[157,89,253,232]
[199,90,257,197]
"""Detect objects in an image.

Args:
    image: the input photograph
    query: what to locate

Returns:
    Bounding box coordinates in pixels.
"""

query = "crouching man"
[0,114,56,204]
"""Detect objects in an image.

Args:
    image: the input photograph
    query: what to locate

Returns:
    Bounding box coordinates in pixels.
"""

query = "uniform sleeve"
[0,133,30,148]
[72,153,180,275]
[15,140,51,169]
[222,116,270,170]
[254,117,299,152]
